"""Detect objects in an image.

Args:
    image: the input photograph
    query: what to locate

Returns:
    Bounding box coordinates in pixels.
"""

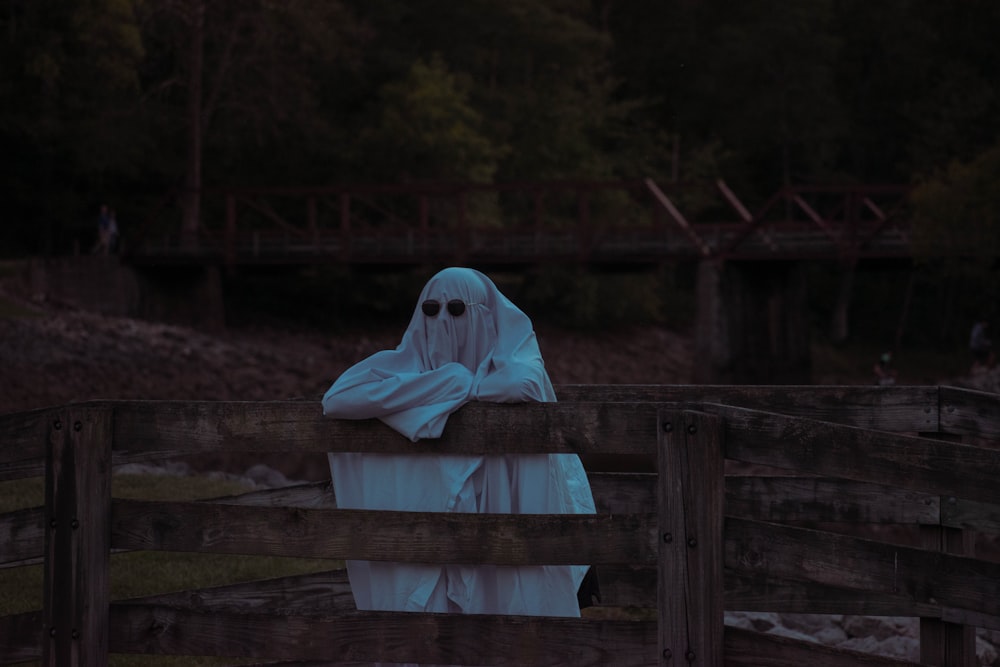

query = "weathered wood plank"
[726,517,1000,620]
[0,407,55,482]
[0,506,45,567]
[43,407,113,667]
[129,570,356,614]
[919,527,977,667]
[942,496,1000,533]
[0,407,52,468]
[940,386,1000,440]
[918,427,979,667]
[592,564,657,608]
[213,473,655,515]
[111,500,659,565]
[110,400,663,455]
[0,458,44,483]
[716,405,1000,504]
[0,610,43,664]
[108,604,658,666]
[724,626,925,667]
[657,410,725,667]
[555,384,939,432]
[206,481,336,509]
[103,561,1000,631]
[136,564,659,615]
[724,572,956,623]
[726,476,940,525]
[209,474,945,528]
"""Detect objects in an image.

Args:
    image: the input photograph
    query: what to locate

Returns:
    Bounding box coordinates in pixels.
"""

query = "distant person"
[91,204,111,255]
[970,318,995,372]
[873,351,897,386]
[321,267,596,621]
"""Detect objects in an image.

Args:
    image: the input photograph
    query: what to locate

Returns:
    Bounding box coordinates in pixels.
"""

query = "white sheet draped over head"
[322,267,595,619]
[322,266,557,441]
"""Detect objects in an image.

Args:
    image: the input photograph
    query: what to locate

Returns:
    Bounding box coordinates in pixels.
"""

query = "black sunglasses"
[422,299,473,317]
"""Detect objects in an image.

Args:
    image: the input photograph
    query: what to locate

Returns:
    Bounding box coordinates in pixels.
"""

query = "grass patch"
[0,471,338,616]
[0,471,258,514]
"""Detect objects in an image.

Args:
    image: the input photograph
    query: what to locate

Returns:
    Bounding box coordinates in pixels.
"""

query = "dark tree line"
[3,0,998,252]
[2,0,998,345]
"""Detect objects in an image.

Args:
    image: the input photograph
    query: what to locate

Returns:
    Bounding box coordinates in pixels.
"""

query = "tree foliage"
[910,142,1000,260]
[2,0,1000,258]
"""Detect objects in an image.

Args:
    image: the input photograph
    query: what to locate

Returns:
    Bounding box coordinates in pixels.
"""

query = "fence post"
[43,407,113,667]
[916,427,975,667]
[657,409,724,667]
[918,524,976,667]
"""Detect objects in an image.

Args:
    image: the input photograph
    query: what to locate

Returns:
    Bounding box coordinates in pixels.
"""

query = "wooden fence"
[1,385,999,666]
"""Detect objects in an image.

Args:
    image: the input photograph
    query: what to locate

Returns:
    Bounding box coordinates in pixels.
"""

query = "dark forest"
[2,0,998,346]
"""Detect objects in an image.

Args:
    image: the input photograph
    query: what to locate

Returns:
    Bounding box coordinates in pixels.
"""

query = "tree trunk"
[180,0,205,245]
[830,260,856,344]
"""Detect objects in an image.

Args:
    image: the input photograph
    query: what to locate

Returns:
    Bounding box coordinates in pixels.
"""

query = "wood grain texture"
[111,499,658,565]
[555,384,939,432]
[0,407,52,467]
[127,570,356,615]
[726,517,1000,620]
[108,604,658,666]
[657,410,725,667]
[940,386,1000,440]
[110,400,663,455]
[724,626,925,667]
[43,407,113,667]
[4,390,1000,666]
[0,506,45,567]
[716,405,1000,504]
[0,610,43,663]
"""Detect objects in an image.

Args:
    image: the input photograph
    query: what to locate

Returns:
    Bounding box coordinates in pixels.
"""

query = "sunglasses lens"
[446,299,466,316]
[421,300,441,317]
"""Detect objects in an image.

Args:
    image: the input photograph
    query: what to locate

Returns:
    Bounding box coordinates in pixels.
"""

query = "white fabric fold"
[322,267,595,619]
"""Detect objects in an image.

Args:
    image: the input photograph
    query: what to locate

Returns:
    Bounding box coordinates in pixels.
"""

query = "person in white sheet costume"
[322,267,595,617]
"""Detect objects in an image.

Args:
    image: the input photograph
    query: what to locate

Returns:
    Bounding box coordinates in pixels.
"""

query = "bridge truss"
[128,179,912,268]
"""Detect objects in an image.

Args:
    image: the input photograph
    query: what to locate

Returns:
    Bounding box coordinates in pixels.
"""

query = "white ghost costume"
[322,267,595,619]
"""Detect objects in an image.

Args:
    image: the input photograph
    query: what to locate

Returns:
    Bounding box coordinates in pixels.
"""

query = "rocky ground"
[3,278,1000,664]
[0,280,693,480]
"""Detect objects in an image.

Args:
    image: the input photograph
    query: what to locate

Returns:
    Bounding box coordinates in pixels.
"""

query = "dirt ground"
[0,300,693,414]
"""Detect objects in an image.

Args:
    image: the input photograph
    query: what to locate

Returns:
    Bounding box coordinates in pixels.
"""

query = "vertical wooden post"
[919,431,975,666]
[657,409,724,667]
[43,407,113,667]
[919,525,976,667]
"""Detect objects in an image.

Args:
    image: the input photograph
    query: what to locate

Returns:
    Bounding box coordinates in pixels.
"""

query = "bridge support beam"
[693,259,810,384]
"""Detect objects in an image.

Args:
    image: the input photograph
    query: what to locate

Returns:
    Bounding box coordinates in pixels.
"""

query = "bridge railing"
[3,384,996,665]
[127,181,912,265]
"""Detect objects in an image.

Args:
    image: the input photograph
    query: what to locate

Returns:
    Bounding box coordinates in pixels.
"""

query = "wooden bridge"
[2,384,999,666]
[127,179,912,268]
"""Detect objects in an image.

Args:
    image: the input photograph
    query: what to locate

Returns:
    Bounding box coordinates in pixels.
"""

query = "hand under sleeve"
[322,363,475,419]
[472,362,548,403]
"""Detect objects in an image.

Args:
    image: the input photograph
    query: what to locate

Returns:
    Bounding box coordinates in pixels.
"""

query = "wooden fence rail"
[1,385,999,666]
